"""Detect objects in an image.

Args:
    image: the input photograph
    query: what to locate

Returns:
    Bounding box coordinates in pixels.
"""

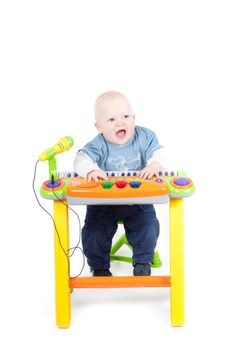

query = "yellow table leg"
[169,198,184,326]
[53,200,71,328]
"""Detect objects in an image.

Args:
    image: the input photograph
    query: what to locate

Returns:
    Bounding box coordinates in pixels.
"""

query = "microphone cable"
[32,160,85,278]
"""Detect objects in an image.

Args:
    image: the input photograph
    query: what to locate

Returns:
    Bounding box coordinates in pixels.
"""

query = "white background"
[1,0,232,349]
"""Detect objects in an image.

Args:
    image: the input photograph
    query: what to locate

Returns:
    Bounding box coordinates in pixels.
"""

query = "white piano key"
[57,171,78,178]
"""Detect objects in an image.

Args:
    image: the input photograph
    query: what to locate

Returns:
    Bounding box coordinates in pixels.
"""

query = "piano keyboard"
[41,169,195,204]
[57,170,177,178]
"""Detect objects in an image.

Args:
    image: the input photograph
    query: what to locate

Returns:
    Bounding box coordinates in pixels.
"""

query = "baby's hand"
[139,162,163,179]
[87,169,108,183]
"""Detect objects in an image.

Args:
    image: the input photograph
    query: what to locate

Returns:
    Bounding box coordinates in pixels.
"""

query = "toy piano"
[40,170,195,205]
[37,136,195,329]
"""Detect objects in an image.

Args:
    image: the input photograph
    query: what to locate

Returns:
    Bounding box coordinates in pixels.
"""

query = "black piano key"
[127,172,131,176]
[159,171,163,176]
[165,171,168,176]
[67,172,71,177]
[171,171,174,176]
[74,173,78,177]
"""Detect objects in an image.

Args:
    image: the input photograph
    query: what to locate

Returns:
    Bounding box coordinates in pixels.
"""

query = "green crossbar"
[110,232,162,268]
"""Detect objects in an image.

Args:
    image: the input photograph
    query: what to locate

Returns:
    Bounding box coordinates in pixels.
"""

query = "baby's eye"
[108,117,115,122]
[124,115,130,118]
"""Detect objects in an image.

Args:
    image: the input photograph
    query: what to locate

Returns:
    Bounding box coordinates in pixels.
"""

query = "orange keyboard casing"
[66,177,169,198]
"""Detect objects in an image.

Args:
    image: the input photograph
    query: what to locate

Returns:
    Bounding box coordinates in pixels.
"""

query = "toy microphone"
[39,136,74,161]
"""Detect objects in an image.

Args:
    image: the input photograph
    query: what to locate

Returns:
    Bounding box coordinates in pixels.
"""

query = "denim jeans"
[82,205,160,270]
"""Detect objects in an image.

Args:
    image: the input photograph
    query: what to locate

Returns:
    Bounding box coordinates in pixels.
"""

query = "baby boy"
[74,91,165,276]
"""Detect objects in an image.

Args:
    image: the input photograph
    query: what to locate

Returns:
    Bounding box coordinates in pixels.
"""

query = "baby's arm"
[74,152,108,182]
[139,148,166,179]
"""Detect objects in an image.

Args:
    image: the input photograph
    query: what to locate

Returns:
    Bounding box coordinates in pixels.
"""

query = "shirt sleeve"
[146,148,166,169]
[73,151,100,178]
[79,135,105,164]
[73,135,105,178]
[141,127,163,161]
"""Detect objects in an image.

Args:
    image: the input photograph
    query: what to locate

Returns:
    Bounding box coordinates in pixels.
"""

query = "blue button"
[174,177,190,186]
[129,181,141,188]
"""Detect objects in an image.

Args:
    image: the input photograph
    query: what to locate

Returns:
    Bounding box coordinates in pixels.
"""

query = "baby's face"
[95,95,135,145]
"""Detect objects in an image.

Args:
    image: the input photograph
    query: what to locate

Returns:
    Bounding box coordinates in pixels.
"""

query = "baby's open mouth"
[116,129,126,138]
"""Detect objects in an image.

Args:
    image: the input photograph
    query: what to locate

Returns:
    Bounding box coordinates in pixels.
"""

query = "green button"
[102,181,114,189]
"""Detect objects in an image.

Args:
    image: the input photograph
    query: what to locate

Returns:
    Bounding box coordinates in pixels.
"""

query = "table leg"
[169,198,184,326]
[53,200,71,328]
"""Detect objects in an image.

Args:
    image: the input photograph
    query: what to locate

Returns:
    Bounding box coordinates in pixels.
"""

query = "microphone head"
[63,136,74,149]
[38,136,74,161]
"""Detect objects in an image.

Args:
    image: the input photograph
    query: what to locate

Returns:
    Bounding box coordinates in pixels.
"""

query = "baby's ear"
[95,122,102,133]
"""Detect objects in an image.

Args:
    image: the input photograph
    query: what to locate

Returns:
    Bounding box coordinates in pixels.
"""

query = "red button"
[115,180,127,188]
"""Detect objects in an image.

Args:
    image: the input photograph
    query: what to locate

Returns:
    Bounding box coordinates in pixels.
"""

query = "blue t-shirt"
[80,126,162,172]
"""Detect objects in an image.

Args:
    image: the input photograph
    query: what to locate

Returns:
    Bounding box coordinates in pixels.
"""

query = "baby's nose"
[116,119,125,126]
